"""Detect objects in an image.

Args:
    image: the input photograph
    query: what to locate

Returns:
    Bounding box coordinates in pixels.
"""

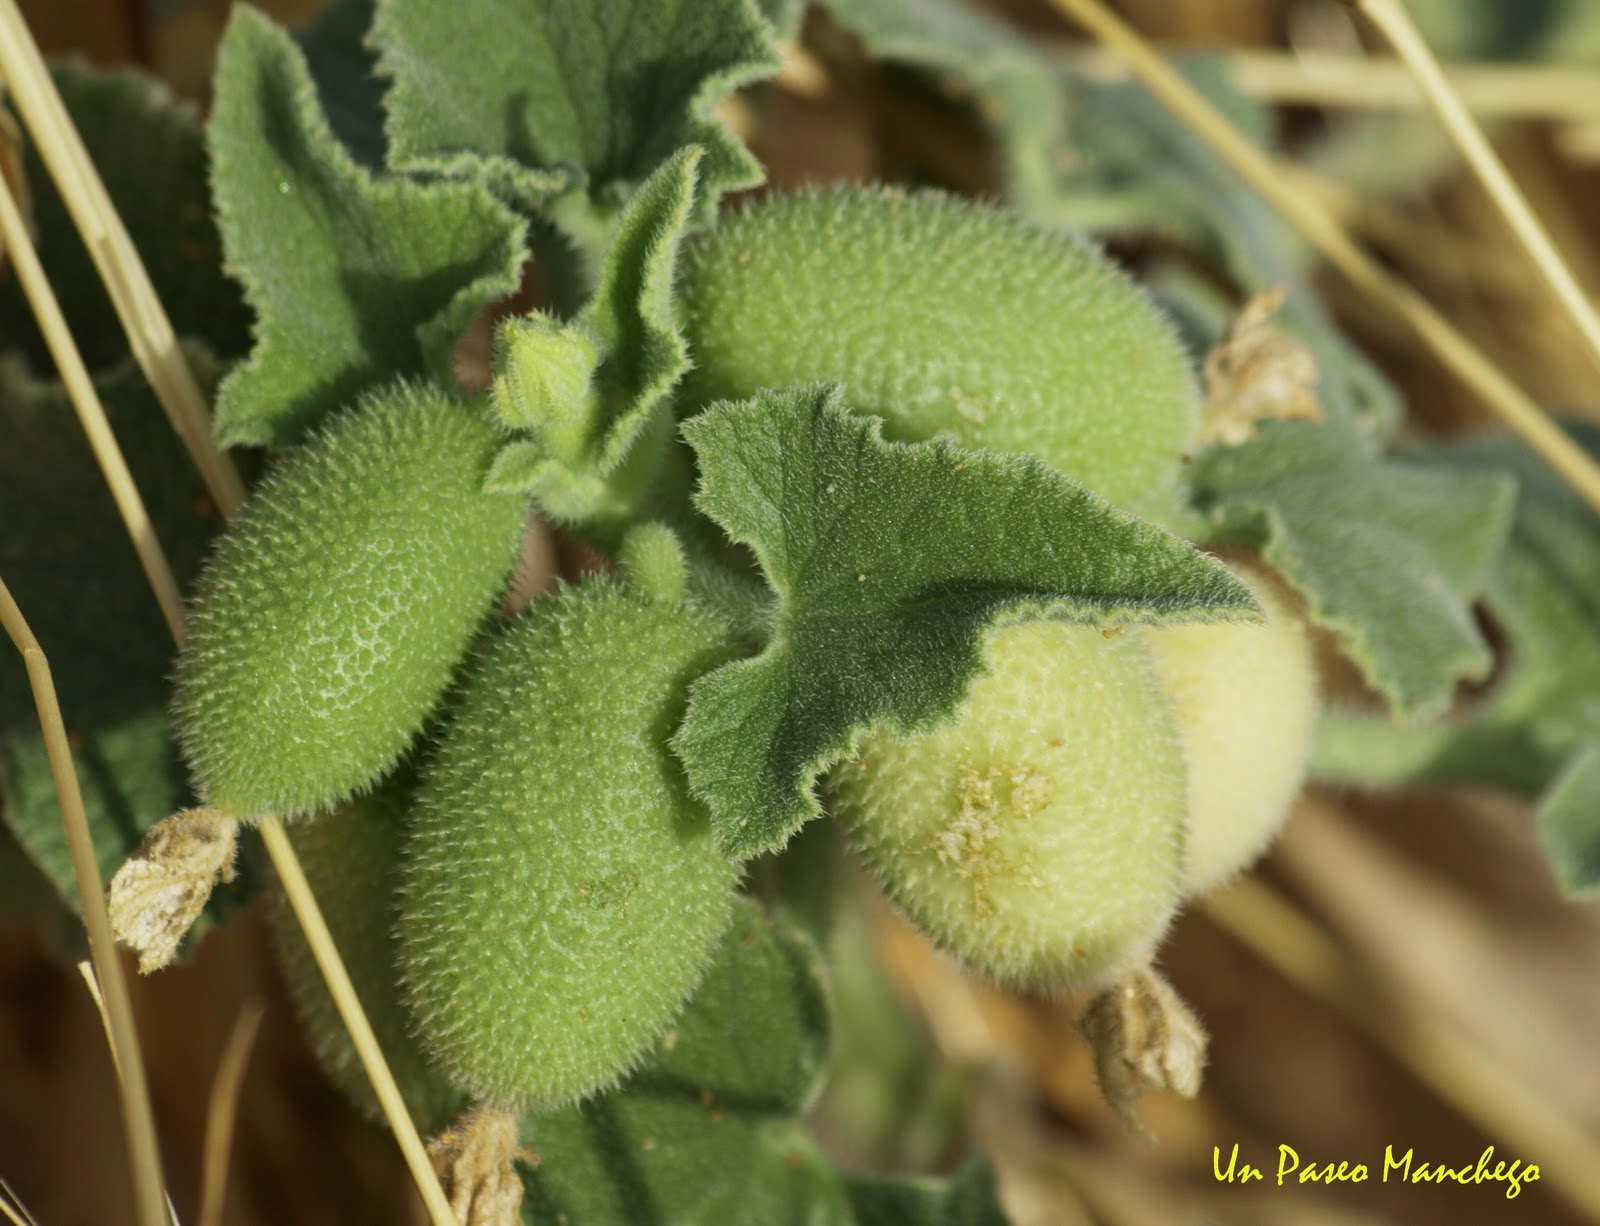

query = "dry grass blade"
[76,961,121,1080]
[1044,0,1600,516]
[195,1002,263,1226]
[1350,0,1600,385]
[257,818,458,1226]
[0,0,244,518]
[0,10,462,1212]
[1205,877,1600,1222]
[0,1177,40,1226]
[0,577,170,1226]
[1061,46,1600,124]
[0,170,186,645]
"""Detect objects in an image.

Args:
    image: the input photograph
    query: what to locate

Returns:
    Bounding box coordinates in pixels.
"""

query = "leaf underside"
[1192,421,1514,719]
[676,384,1258,859]
[1308,427,1600,898]
[1537,745,1600,899]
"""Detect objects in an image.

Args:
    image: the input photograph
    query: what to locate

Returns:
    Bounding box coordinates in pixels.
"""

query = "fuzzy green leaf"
[517,893,1011,1222]
[208,7,527,447]
[1536,745,1600,899]
[755,0,807,39]
[491,150,699,533]
[1193,422,1514,718]
[482,440,548,495]
[1428,428,1600,741]
[846,1156,1010,1226]
[0,355,220,915]
[1310,428,1600,798]
[293,0,385,168]
[0,63,250,373]
[519,897,836,1224]
[371,0,777,253]
[677,385,1257,858]
[495,149,695,464]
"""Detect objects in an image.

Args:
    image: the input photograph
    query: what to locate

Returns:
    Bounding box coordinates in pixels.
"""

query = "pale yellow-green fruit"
[828,620,1189,991]
[1142,561,1318,896]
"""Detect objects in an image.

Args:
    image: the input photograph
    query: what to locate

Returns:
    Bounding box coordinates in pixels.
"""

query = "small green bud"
[616,521,688,605]
[492,312,600,458]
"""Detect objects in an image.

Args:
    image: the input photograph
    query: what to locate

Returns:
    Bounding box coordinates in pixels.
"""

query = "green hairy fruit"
[829,619,1189,991]
[398,581,741,1110]
[1143,560,1318,895]
[174,384,525,820]
[266,784,464,1134]
[676,186,1199,516]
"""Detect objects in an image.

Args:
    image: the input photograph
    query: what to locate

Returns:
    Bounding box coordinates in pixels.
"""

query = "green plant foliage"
[676,186,1200,519]
[1428,429,1600,744]
[816,0,1402,441]
[293,0,385,167]
[845,1156,1011,1226]
[0,821,85,959]
[207,6,527,447]
[370,0,778,255]
[175,382,525,820]
[267,781,465,1134]
[755,0,807,39]
[1190,421,1515,718]
[0,354,219,911]
[488,149,700,536]
[0,63,250,373]
[616,524,690,608]
[812,873,968,1173]
[675,384,1257,859]
[399,581,742,1110]
[1309,427,1600,892]
[518,897,1007,1226]
[1536,745,1600,899]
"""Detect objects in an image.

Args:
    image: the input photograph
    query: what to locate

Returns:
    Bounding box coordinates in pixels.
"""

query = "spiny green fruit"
[828,619,1189,991]
[175,383,526,820]
[1143,560,1318,895]
[676,186,1199,517]
[266,782,464,1134]
[398,580,741,1110]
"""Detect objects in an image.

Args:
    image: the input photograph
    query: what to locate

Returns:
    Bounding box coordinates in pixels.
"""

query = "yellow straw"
[1350,0,1600,386]
[0,0,245,518]
[1044,0,1600,517]
[0,172,186,645]
[0,579,170,1226]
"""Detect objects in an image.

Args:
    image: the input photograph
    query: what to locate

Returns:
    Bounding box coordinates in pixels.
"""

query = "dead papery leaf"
[107,808,238,974]
[1201,286,1323,445]
[1078,966,1207,1138]
[429,1104,523,1226]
